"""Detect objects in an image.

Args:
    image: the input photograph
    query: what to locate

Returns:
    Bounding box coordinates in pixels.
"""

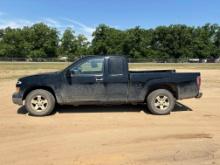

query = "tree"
[29,23,59,58]
[214,28,220,58]
[0,27,27,57]
[59,28,77,58]
[0,24,59,58]
[123,27,153,58]
[0,29,3,39]
[91,24,125,55]
[1,22,220,60]
[191,24,217,59]
[59,28,89,60]
[74,34,89,56]
[151,25,194,60]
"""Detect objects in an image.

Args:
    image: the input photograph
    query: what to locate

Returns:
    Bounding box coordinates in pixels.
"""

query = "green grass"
[1,62,220,70]
[129,63,220,70]
[0,62,69,81]
[0,62,69,70]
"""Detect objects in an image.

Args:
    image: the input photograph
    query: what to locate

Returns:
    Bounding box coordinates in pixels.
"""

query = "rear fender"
[141,78,178,100]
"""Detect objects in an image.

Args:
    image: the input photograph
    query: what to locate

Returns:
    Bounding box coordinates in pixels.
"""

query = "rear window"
[109,57,124,75]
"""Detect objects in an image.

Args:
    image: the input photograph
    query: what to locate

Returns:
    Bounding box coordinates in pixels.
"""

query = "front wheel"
[25,89,55,116]
[147,89,175,115]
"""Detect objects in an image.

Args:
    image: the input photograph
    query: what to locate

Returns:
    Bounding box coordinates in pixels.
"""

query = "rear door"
[104,56,129,103]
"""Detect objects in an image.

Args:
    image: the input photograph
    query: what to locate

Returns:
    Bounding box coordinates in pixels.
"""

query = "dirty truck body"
[12,56,202,116]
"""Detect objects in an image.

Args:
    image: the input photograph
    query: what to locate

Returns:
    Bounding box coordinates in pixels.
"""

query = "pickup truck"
[12,55,202,116]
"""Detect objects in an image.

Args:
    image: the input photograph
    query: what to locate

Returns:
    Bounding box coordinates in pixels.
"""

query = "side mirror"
[65,69,72,77]
[70,70,76,75]
[66,69,79,77]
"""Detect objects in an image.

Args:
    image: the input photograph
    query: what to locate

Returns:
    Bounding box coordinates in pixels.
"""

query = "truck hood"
[19,71,60,83]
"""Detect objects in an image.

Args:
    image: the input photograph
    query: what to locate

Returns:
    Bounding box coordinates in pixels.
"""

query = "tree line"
[0,23,220,60]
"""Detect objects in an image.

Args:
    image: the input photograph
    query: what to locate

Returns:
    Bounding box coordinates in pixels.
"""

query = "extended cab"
[12,56,202,116]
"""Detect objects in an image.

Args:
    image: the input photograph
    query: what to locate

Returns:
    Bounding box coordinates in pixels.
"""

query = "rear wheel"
[147,89,175,115]
[25,89,55,116]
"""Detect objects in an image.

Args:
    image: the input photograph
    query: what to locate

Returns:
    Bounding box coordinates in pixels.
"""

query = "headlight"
[16,81,22,85]
[16,81,22,92]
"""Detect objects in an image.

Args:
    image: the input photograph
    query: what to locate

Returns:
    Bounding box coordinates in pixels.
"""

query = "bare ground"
[0,67,220,165]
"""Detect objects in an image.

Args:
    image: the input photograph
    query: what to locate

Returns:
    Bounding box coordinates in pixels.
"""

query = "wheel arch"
[23,86,57,102]
[145,83,178,100]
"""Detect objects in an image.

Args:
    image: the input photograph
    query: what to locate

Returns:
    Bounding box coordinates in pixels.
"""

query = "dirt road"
[0,69,220,165]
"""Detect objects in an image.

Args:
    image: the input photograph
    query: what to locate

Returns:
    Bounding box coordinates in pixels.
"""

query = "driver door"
[62,57,106,104]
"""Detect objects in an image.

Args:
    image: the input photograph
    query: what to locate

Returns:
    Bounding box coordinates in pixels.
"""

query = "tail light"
[196,76,201,90]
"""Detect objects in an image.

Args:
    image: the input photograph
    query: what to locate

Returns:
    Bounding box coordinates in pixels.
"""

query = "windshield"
[62,57,82,72]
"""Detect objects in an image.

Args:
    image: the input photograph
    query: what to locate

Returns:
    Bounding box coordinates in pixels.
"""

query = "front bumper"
[195,92,203,99]
[12,92,23,105]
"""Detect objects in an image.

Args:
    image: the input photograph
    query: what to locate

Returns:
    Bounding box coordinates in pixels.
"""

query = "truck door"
[104,56,129,103]
[62,57,106,104]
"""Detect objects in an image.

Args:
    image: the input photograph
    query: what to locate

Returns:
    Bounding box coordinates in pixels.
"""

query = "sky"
[0,0,220,40]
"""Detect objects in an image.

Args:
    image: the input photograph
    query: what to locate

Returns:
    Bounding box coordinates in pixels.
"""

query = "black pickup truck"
[12,55,202,116]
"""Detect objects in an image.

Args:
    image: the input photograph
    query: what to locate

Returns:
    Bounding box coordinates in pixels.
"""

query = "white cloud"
[61,18,95,41]
[43,18,62,28]
[0,16,95,41]
[44,18,58,25]
[62,18,95,34]
[0,19,34,29]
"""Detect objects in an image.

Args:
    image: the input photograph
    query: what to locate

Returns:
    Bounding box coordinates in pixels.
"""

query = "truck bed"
[129,69,176,73]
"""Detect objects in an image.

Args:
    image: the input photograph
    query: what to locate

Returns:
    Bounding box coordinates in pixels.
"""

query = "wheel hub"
[31,95,48,111]
[154,95,170,110]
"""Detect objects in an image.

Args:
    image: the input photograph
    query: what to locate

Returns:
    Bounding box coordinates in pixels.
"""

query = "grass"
[0,62,68,81]
[0,62,220,81]
[129,63,220,70]
[0,62,69,70]
[1,62,220,70]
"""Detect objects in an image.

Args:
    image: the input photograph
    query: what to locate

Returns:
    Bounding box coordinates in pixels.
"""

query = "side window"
[71,58,104,75]
[109,57,124,75]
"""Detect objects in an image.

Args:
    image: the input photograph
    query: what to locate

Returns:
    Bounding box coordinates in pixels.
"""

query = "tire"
[147,89,175,115]
[25,89,55,116]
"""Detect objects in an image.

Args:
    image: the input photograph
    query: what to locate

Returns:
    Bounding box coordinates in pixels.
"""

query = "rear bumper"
[195,92,203,99]
[12,92,23,105]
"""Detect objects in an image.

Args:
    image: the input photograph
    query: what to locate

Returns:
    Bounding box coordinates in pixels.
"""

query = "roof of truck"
[80,55,127,59]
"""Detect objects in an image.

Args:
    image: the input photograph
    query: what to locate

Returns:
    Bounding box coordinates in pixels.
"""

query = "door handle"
[96,77,103,82]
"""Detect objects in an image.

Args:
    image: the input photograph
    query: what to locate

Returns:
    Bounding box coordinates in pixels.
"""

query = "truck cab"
[62,56,129,104]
